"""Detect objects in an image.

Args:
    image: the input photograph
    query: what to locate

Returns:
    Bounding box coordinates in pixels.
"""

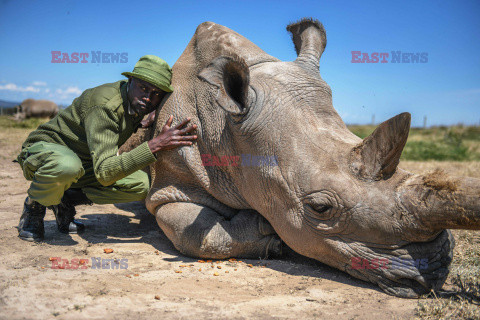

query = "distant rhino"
[16,99,58,119]
[122,18,480,298]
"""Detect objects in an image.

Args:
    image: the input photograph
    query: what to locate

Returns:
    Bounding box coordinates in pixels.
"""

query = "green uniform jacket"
[19,80,156,187]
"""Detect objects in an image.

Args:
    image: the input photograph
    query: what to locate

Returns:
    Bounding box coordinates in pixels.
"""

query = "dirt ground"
[1,125,479,320]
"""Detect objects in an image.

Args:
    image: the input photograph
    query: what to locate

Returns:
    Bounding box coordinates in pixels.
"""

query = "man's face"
[127,77,166,116]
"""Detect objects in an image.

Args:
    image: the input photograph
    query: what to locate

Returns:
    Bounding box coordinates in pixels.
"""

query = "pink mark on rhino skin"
[201,154,240,167]
[200,154,278,167]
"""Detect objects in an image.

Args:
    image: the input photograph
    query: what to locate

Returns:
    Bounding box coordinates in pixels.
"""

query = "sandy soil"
[0,126,478,320]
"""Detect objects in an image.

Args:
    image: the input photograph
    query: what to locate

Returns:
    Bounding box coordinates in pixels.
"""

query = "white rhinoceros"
[125,18,479,298]
[16,98,58,119]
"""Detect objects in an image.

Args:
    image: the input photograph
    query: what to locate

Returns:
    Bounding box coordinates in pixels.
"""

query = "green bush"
[401,140,470,161]
[458,126,480,141]
[348,125,376,139]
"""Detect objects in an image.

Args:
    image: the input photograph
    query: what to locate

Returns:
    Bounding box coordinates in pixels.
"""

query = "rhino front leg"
[154,202,283,259]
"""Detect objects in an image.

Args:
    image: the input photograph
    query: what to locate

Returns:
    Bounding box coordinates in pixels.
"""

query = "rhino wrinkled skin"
[124,18,480,298]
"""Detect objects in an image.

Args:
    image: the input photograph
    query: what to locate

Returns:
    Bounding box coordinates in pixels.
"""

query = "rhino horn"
[286,17,327,71]
[198,54,250,115]
[350,112,411,181]
[399,172,480,231]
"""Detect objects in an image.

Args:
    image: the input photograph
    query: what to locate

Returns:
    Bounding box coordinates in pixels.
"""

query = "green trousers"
[17,142,150,206]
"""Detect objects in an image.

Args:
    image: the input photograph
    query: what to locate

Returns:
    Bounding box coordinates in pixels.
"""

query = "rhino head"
[146,18,480,298]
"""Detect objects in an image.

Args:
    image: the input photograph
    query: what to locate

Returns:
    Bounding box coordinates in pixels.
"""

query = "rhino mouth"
[345,230,454,298]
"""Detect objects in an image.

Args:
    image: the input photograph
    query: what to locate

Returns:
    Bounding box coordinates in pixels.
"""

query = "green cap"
[122,55,174,92]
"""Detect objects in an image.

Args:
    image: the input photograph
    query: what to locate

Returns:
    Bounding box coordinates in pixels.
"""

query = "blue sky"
[0,0,479,126]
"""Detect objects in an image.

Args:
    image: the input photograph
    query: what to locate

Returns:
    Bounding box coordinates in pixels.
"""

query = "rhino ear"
[198,54,250,115]
[350,113,411,181]
[287,18,327,72]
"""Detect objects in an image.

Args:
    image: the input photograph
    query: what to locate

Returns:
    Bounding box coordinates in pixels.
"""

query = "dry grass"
[400,161,480,179]
[402,161,480,319]
[415,232,480,319]
[0,126,36,161]
[0,116,49,160]
[415,293,479,319]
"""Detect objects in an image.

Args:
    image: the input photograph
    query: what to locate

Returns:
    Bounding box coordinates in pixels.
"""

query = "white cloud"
[66,86,82,95]
[55,86,82,96]
[54,86,83,103]
[0,81,83,104]
[0,83,40,93]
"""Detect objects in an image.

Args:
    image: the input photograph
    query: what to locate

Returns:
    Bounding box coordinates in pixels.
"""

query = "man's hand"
[147,115,197,154]
[141,110,156,128]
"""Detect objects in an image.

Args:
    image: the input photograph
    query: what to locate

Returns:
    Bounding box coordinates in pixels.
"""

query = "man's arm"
[84,106,156,186]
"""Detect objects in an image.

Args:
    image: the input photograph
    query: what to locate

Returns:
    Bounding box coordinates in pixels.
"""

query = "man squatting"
[16,55,197,241]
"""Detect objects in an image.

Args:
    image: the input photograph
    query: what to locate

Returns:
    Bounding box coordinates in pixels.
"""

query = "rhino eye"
[310,204,332,215]
[303,191,338,220]
[303,192,345,233]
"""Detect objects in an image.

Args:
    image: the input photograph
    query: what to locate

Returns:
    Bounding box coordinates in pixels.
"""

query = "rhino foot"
[258,214,276,236]
[154,202,282,260]
[265,235,283,258]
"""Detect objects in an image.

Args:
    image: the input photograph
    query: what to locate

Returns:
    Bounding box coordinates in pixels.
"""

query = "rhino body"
[127,18,479,298]
[17,98,58,119]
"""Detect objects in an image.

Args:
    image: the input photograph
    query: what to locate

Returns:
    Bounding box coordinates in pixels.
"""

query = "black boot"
[50,189,92,234]
[18,196,46,241]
